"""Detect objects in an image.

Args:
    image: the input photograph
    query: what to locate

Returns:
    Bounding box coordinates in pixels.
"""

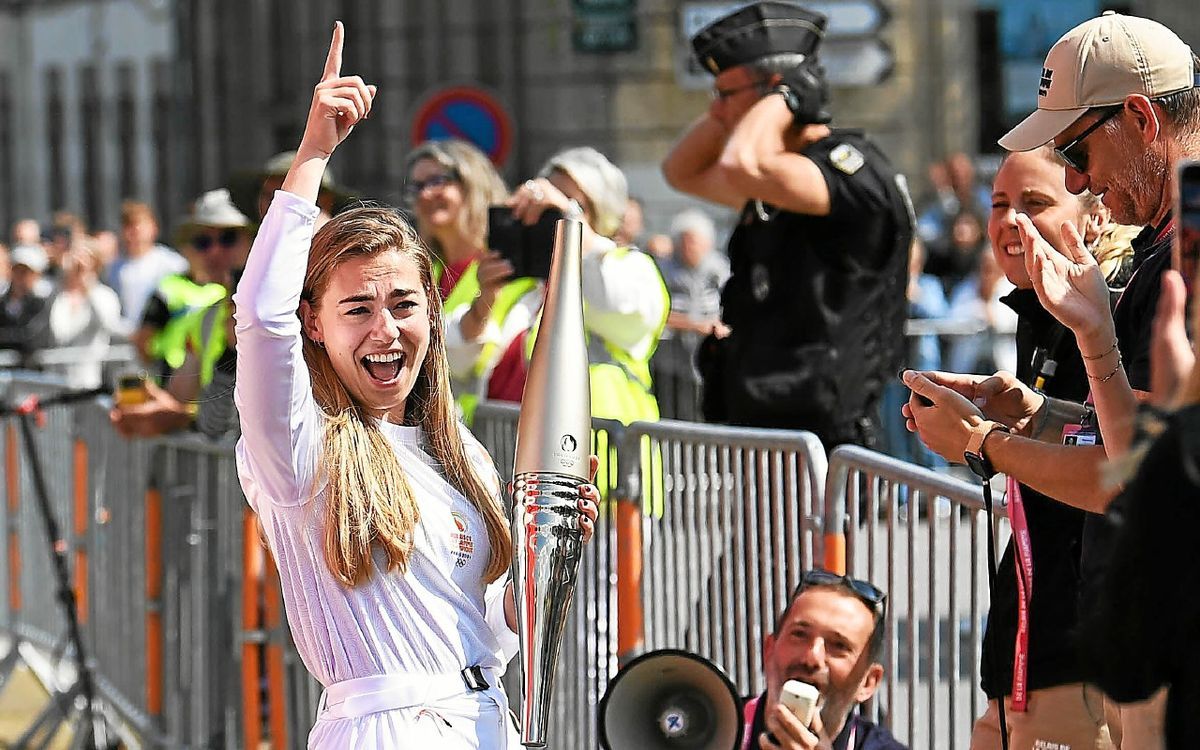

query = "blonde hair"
[1017,146,1137,283]
[403,140,508,260]
[300,205,512,586]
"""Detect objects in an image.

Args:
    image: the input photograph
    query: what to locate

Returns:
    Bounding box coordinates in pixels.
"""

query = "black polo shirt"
[1080,217,1174,584]
[716,130,911,446]
[980,289,1092,698]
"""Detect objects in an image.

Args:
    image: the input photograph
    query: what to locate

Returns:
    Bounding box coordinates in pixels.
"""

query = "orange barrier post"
[145,487,163,716]
[72,440,88,624]
[241,509,264,750]
[615,498,643,665]
[823,531,846,576]
[6,423,20,615]
[263,553,287,749]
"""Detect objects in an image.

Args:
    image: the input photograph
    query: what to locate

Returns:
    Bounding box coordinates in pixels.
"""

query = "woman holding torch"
[233,23,598,748]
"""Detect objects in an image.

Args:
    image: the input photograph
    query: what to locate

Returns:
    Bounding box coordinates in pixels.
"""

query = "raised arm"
[233,22,376,506]
[717,93,831,216]
[282,22,375,203]
[1021,216,1141,454]
[662,114,746,209]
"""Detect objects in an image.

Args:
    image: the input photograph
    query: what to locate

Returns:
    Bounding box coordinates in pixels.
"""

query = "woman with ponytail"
[233,24,598,748]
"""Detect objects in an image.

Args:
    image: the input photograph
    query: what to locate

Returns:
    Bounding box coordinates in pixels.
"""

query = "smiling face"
[763,587,883,735]
[1052,101,1169,226]
[989,150,1097,288]
[408,157,465,239]
[302,250,431,423]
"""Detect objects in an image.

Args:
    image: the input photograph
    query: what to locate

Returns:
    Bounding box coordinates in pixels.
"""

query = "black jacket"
[1079,404,1200,749]
[979,289,1092,698]
[0,291,52,354]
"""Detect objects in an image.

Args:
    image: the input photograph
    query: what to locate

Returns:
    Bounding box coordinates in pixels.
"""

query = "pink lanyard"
[1007,476,1034,711]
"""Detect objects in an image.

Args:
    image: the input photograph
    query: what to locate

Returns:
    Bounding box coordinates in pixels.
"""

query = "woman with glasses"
[402,139,543,421]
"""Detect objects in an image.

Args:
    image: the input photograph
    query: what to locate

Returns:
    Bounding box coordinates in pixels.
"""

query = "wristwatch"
[964,421,1009,480]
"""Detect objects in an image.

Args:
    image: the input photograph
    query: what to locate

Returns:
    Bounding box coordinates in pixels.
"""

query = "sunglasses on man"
[1054,105,1123,174]
[192,228,243,252]
[793,570,887,618]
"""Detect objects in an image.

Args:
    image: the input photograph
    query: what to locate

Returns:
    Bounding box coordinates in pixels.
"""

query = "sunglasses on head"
[192,228,242,252]
[1054,106,1123,174]
[794,570,887,616]
[404,172,458,202]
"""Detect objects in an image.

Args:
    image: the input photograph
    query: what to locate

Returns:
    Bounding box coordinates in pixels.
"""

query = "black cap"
[691,1,828,76]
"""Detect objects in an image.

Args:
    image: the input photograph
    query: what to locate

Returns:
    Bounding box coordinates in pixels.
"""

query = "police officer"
[663,1,914,448]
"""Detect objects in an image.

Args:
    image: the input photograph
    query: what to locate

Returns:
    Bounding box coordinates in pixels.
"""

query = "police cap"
[691,2,828,76]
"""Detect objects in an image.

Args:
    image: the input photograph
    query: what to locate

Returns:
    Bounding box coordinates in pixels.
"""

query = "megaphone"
[598,649,743,750]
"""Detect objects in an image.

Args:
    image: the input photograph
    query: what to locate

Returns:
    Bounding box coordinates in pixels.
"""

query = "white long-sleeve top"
[581,237,667,363]
[232,190,518,690]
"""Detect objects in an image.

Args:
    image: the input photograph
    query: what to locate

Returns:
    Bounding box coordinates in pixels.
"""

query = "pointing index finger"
[323,21,344,81]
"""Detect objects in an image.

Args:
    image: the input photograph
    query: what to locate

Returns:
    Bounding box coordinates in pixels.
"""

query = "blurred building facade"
[0,0,1195,235]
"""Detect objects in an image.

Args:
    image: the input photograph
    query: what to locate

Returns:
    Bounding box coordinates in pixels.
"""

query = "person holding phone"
[403,139,542,421]
[903,14,1200,747]
[948,146,1133,750]
[486,146,669,433]
[234,24,600,749]
[742,570,904,750]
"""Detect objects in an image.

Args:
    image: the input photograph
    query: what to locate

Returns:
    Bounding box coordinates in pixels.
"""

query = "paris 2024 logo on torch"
[552,433,580,470]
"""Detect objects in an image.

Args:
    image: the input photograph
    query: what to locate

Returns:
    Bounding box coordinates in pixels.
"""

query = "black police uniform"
[706,131,912,448]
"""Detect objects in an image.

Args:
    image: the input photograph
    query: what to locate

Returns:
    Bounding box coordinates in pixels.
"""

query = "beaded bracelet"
[1087,355,1123,383]
[1081,339,1118,361]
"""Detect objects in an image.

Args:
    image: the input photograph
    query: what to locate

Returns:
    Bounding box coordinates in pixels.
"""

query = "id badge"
[1062,423,1098,446]
[1063,407,1101,446]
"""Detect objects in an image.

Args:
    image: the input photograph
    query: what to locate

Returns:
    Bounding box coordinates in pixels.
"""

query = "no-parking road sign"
[412,86,514,166]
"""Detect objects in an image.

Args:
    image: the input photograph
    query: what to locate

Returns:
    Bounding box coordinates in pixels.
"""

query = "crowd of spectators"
[0,147,1029,458]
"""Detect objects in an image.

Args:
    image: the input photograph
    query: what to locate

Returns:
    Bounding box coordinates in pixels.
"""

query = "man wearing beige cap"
[900,11,1200,750]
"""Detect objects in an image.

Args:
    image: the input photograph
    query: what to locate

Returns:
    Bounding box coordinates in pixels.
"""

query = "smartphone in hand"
[898,370,934,406]
[779,680,820,726]
[114,373,148,407]
[487,205,565,279]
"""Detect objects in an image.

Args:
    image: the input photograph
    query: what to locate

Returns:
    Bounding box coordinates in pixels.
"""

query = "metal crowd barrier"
[0,377,1004,750]
[825,445,1007,750]
[625,418,828,696]
[0,344,139,389]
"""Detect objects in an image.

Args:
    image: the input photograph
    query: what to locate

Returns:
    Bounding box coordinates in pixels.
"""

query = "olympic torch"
[510,217,591,747]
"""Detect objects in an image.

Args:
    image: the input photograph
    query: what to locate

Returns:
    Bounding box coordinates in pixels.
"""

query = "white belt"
[317,666,501,721]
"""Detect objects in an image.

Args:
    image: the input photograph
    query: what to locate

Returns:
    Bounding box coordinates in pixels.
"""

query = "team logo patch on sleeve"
[451,511,475,568]
[830,143,865,175]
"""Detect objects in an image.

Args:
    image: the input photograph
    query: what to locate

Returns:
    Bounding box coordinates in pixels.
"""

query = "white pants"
[308,671,521,749]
